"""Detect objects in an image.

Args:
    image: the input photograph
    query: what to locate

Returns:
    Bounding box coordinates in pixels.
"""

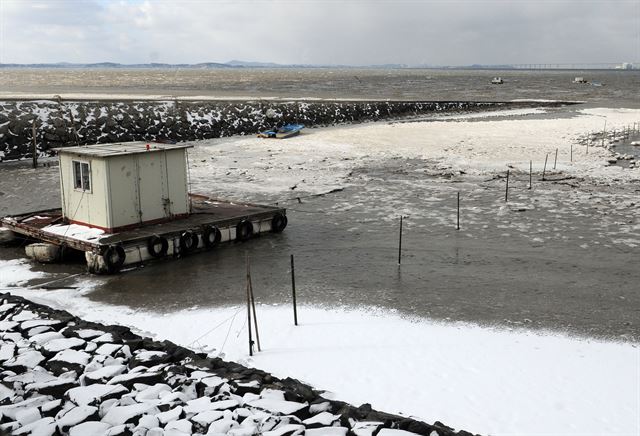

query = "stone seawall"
[0,293,476,435]
[0,99,562,161]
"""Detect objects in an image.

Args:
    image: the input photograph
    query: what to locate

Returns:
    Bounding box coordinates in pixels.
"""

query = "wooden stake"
[586,134,589,155]
[245,254,254,356]
[505,169,510,202]
[570,144,573,162]
[553,148,558,169]
[248,271,261,352]
[456,192,460,230]
[529,160,532,190]
[290,254,298,326]
[542,154,548,181]
[398,216,403,265]
[31,119,37,169]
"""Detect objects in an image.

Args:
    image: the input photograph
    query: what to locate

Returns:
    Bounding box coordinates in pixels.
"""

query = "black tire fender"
[147,235,169,258]
[104,245,126,273]
[180,230,199,252]
[271,213,288,233]
[202,225,222,248]
[236,219,254,241]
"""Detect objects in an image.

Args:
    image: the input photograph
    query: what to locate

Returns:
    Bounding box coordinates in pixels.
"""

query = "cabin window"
[72,160,91,192]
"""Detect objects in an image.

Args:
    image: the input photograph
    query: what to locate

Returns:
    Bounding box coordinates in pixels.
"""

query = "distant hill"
[0,62,232,69]
[0,61,405,69]
[226,60,283,68]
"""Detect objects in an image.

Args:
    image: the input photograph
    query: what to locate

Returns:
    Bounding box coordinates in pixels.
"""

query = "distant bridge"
[507,63,634,70]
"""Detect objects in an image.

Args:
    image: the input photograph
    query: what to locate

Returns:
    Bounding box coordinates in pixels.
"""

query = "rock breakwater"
[0,293,476,436]
[0,99,565,161]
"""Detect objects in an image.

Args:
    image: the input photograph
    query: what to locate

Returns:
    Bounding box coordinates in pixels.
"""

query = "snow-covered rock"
[101,402,159,426]
[55,405,100,431]
[66,383,128,406]
[68,421,111,436]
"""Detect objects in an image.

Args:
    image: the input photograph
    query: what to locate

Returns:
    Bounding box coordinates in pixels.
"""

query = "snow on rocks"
[66,384,128,406]
[0,293,475,436]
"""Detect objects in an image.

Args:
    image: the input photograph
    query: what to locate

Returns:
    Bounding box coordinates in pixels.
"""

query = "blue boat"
[258,123,304,139]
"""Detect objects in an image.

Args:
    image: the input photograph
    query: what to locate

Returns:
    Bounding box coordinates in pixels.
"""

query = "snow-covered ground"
[2,260,638,436]
[187,107,640,201]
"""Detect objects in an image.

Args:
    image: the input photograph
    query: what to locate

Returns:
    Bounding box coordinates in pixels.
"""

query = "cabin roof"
[54,141,193,158]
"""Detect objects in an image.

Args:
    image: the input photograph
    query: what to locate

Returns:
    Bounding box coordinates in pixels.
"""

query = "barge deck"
[1,194,287,273]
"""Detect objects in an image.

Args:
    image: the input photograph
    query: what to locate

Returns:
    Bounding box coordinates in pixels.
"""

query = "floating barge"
[0,141,287,273]
[1,196,287,274]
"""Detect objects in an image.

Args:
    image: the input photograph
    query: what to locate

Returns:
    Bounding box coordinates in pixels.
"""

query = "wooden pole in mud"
[290,254,298,326]
[456,192,460,230]
[542,154,548,181]
[398,216,403,265]
[248,273,261,352]
[570,144,573,162]
[31,119,37,169]
[505,169,510,202]
[553,148,558,169]
[246,254,254,356]
[529,160,532,189]
[586,135,589,155]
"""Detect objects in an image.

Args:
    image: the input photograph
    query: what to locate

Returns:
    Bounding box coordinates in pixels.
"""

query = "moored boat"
[258,123,305,139]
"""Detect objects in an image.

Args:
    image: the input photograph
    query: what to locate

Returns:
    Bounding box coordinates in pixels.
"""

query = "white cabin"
[55,141,193,233]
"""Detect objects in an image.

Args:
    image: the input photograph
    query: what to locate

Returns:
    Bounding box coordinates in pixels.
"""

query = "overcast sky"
[0,0,637,66]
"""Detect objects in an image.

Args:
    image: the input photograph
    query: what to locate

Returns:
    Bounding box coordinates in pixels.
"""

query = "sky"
[0,0,638,66]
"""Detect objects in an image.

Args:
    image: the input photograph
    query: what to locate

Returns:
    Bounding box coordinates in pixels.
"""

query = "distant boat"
[491,77,504,85]
[258,123,305,139]
[573,77,588,84]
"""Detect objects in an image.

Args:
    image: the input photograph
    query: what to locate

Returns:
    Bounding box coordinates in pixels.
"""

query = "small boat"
[573,77,588,84]
[258,123,304,139]
[491,77,504,85]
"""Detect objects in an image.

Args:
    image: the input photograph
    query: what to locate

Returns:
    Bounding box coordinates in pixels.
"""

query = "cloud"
[0,0,637,65]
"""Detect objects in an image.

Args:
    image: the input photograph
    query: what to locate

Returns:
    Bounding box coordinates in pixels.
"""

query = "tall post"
[398,216,403,265]
[290,254,298,326]
[31,119,37,169]
[542,154,548,181]
[553,148,558,169]
[456,192,460,230]
[245,254,253,356]
[505,169,510,202]
[529,160,532,190]
[586,134,589,155]
[248,273,261,352]
[570,144,573,162]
